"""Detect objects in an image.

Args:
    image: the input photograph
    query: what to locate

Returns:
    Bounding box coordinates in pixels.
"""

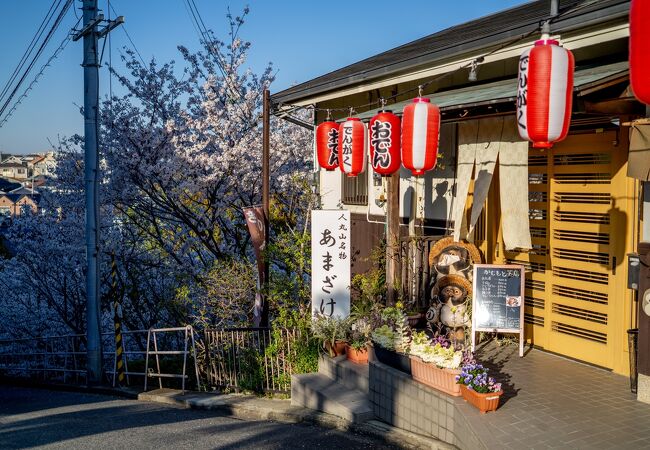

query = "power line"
[0,0,62,106]
[0,16,82,128]
[0,0,74,121]
[182,0,253,117]
[108,2,145,66]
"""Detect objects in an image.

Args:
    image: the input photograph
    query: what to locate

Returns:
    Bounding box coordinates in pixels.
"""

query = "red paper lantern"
[517,39,574,149]
[369,110,401,176]
[338,118,367,177]
[630,0,650,104]
[401,97,440,176]
[315,121,339,170]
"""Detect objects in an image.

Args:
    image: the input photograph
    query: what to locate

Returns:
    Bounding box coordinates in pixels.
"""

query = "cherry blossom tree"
[0,10,313,339]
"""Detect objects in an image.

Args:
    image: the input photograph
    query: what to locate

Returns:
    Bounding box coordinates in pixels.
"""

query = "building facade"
[273,0,644,377]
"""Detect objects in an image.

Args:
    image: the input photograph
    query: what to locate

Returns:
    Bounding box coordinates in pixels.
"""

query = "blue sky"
[0,0,524,154]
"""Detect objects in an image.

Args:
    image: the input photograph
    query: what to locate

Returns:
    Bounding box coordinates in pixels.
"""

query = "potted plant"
[346,314,372,364]
[409,332,463,396]
[346,338,369,364]
[456,364,503,413]
[311,314,350,357]
[370,306,412,374]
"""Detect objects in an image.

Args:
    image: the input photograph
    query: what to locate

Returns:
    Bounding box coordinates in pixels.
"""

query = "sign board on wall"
[311,210,351,318]
[471,264,525,357]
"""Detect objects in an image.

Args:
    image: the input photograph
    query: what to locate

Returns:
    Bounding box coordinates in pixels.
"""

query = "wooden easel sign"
[471,264,525,357]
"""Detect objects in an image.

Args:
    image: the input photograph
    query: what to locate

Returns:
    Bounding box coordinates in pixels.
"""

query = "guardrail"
[0,326,302,394]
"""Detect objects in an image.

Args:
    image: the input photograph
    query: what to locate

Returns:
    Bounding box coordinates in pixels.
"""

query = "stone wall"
[369,360,485,450]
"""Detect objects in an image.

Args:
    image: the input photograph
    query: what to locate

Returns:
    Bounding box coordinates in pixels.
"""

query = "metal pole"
[261,89,270,327]
[82,0,102,386]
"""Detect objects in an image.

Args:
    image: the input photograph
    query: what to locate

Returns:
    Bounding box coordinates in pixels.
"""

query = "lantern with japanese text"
[401,97,440,176]
[316,120,339,170]
[338,117,367,177]
[630,0,650,104]
[369,110,401,176]
[517,39,574,149]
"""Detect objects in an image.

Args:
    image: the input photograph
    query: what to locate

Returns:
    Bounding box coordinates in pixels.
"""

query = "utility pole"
[261,89,271,327]
[74,0,123,386]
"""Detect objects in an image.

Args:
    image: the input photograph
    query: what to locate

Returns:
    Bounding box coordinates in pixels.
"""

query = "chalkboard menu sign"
[471,264,525,357]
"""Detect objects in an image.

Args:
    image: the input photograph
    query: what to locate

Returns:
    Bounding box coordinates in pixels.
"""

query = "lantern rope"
[274,0,594,118]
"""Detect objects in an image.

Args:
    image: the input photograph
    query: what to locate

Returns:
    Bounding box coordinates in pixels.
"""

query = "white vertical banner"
[311,210,351,318]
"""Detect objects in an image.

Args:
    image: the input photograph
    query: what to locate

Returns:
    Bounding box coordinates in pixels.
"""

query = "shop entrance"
[496,130,635,374]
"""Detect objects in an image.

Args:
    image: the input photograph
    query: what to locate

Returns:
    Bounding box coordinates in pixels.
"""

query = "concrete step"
[291,373,374,423]
[318,355,370,394]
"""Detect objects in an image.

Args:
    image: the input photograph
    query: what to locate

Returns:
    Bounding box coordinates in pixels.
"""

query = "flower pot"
[407,313,423,328]
[460,385,503,413]
[345,344,368,364]
[373,345,411,374]
[409,356,461,396]
[324,340,347,357]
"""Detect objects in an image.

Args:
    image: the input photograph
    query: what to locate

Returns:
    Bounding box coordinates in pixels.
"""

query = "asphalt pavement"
[0,386,397,450]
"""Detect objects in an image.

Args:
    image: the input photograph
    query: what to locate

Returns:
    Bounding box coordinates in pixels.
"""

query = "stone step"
[291,373,374,423]
[318,355,370,394]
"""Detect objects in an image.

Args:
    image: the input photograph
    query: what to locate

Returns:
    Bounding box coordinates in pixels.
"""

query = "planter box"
[373,345,411,374]
[460,385,503,413]
[346,344,368,364]
[409,356,461,396]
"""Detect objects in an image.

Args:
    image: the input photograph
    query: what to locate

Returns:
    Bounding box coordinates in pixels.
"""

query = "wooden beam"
[386,172,400,306]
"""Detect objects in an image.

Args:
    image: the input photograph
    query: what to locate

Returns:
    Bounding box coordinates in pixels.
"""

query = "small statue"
[428,274,472,348]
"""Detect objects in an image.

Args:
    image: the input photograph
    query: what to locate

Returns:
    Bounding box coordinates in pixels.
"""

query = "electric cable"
[0,0,74,122]
[0,0,62,106]
[0,16,82,128]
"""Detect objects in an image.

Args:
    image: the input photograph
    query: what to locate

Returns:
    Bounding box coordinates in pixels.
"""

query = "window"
[341,170,368,205]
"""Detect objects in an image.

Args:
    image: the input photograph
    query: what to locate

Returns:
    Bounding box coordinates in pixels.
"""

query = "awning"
[355,61,629,120]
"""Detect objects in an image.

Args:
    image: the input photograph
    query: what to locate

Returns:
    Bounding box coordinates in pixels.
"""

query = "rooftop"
[272,0,630,106]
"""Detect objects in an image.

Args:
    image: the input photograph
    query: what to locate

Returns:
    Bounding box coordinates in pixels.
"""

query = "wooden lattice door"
[501,130,634,373]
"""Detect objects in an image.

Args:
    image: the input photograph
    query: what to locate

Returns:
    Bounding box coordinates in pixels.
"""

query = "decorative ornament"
[630,0,650,104]
[315,118,339,171]
[338,116,367,177]
[369,101,401,176]
[517,38,574,149]
[401,92,440,176]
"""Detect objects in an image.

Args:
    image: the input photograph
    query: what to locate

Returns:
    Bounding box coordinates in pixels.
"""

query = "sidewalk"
[138,388,452,450]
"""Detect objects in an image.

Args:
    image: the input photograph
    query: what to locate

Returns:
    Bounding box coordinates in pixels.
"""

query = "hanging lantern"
[401,97,440,176]
[630,0,650,104]
[517,38,574,149]
[369,109,401,176]
[315,120,339,170]
[338,117,367,177]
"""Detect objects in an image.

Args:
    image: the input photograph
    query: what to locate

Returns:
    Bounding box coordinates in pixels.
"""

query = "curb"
[138,389,452,450]
[0,378,139,399]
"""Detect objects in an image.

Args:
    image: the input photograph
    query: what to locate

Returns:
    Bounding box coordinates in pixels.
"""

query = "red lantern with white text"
[402,98,440,176]
[517,39,574,149]
[338,118,367,177]
[630,0,650,104]
[316,121,339,170]
[369,110,401,176]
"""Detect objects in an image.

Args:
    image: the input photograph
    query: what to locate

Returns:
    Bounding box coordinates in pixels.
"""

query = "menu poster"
[471,264,525,357]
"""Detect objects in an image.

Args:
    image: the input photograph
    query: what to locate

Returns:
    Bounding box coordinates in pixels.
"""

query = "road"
[0,386,396,450]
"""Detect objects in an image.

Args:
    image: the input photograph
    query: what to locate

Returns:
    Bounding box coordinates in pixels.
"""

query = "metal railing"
[204,327,299,393]
[0,329,153,385]
[0,326,302,394]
